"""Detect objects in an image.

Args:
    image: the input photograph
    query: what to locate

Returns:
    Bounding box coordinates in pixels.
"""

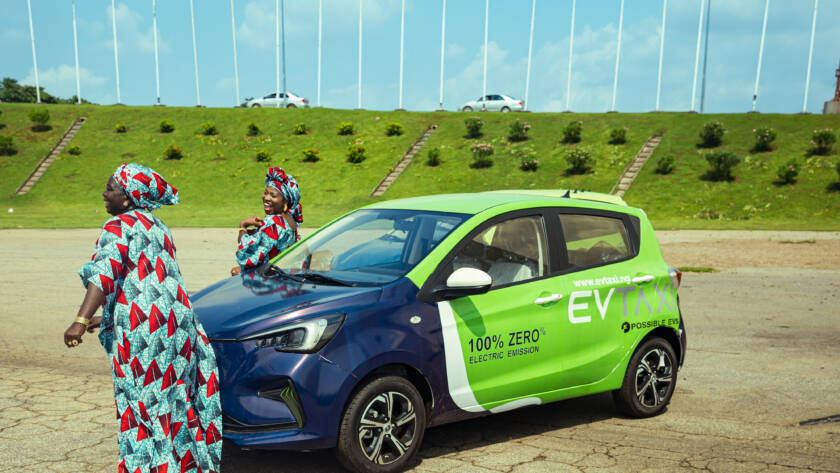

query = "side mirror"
[432,267,492,301]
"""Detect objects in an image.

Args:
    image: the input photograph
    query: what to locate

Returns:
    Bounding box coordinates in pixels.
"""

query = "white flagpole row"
[72,1,81,104]
[482,0,489,103]
[438,0,446,110]
[189,0,201,106]
[275,0,280,108]
[751,0,770,112]
[152,0,161,105]
[230,0,240,107]
[690,0,705,112]
[565,0,575,112]
[398,0,405,110]
[802,0,818,113]
[111,0,121,104]
[610,0,625,112]
[357,0,363,109]
[524,0,535,112]
[26,0,40,103]
[317,0,322,107]
[281,0,287,108]
[655,0,667,112]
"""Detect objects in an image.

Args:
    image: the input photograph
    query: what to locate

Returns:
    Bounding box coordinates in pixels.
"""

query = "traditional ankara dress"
[235,167,302,270]
[79,163,222,473]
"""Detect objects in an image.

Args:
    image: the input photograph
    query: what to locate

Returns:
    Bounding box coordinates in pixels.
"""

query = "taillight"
[518,101,523,105]
[302,98,307,103]
[676,269,682,287]
[669,267,682,290]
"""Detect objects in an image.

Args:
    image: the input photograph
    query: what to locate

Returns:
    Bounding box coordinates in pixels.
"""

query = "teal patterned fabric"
[235,214,297,270]
[112,163,180,210]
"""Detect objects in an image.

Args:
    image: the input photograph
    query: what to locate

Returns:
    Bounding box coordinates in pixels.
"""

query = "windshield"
[272,209,469,285]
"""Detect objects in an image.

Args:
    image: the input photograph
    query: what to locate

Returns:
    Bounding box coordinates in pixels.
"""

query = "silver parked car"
[461,94,524,112]
[246,92,309,108]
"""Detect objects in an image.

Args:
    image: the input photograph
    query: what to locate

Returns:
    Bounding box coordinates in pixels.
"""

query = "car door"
[428,211,567,412]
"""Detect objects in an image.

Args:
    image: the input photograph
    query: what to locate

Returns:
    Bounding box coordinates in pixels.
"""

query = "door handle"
[631,275,655,284]
[534,294,563,305]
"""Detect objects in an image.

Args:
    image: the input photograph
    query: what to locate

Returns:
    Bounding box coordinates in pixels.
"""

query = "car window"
[492,95,503,101]
[448,215,548,288]
[476,96,484,102]
[485,95,494,101]
[558,214,631,270]
[264,93,276,99]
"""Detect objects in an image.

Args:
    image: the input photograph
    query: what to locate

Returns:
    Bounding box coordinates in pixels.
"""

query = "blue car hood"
[192,270,383,340]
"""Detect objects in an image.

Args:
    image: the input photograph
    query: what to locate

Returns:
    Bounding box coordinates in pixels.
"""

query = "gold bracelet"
[239,227,248,233]
[74,316,90,326]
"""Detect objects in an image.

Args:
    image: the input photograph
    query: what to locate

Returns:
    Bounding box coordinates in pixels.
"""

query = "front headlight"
[247,313,345,353]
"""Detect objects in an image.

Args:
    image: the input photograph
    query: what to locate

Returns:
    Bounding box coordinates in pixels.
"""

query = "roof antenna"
[562,190,571,198]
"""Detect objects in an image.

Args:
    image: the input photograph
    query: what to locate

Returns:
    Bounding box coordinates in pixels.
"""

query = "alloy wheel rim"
[358,391,417,465]
[634,347,673,408]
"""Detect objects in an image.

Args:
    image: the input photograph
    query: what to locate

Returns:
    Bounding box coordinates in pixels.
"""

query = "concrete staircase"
[610,134,663,197]
[15,117,87,195]
[370,125,437,197]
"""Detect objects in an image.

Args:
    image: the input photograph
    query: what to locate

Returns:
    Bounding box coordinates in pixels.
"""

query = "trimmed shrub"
[385,122,404,136]
[246,122,261,136]
[469,143,494,168]
[163,145,183,160]
[293,122,310,135]
[809,128,835,156]
[159,120,175,133]
[776,159,800,185]
[302,148,320,162]
[752,126,776,152]
[0,135,15,156]
[698,121,725,148]
[337,122,355,135]
[426,147,441,166]
[837,162,840,180]
[200,122,218,136]
[565,148,594,174]
[654,154,675,175]
[704,151,740,181]
[115,123,127,133]
[507,119,530,142]
[67,145,82,156]
[464,117,484,138]
[347,144,366,163]
[255,149,271,162]
[608,127,628,145]
[28,108,50,131]
[561,120,583,144]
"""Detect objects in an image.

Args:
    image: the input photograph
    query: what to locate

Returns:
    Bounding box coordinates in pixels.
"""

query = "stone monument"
[824,58,840,114]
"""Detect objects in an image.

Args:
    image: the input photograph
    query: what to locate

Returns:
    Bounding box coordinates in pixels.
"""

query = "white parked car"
[246,92,309,108]
[461,94,524,112]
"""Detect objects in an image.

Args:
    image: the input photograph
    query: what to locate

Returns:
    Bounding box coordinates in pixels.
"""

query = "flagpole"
[275,0,280,108]
[111,0,121,104]
[690,0,705,112]
[610,0,625,112]
[438,0,446,110]
[655,0,667,112]
[751,0,770,112]
[317,0,322,107]
[802,0,818,113]
[281,0,287,108]
[72,1,81,104]
[26,0,40,103]
[699,0,710,113]
[230,0,240,107]
[524,0,535,112]
[189,0,201,106]
[152,0,161,105]
[482,0,489,106]
[357,0,363,109]
[565,0,575,112]
[398,0,405,110]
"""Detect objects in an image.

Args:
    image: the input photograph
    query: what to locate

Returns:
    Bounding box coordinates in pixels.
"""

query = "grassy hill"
[0,103,838,230]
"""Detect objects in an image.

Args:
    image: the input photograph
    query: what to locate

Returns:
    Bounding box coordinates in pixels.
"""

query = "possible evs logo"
[621,322,630,333]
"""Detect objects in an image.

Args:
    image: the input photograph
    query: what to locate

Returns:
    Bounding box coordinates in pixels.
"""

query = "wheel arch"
[640,326,681,367]
[342,363,434,421]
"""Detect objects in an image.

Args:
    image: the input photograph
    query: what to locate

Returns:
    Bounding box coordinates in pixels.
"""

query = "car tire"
[501,106,510,112]
[462,106,472,112]
[286,103,297,108]
[335,376,426,473]
[612,337,677,418]
[251,103,261,108]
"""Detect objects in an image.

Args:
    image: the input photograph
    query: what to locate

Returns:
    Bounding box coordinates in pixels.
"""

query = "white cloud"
[22,65,107,99]
[104,2,171,55]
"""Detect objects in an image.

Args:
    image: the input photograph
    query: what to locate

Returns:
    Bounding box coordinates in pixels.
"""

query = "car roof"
[364,190,628,215]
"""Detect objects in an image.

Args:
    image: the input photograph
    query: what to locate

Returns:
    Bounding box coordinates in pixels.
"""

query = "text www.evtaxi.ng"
[572,275,632,288]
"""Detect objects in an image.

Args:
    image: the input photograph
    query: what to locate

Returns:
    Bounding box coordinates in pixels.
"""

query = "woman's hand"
[240,216,264,229]
[64,322,86,348]
[231,265,242,276]
[86,316,102,333]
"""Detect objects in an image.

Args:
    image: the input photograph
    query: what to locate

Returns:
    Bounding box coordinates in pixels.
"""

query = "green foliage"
[27,108,50,131]
[293,122,310,135]
[608,127,628,145]
[752,126,776,152]
[654,154,675,175]
[337,122,355,135]
[246,122,261,136]
[469,143,494,168]
[699,121,725,148]
[775,159,800,185]
[564,148,594,174]
[346,144,366,163]
[200,122,218,136]
[426,147,441,166]
[159,120,175,133]
[302,148,320,162]
[115,123,127,133]
[704,151,740,181]
[163,144,183,160]
[0,77,93,104]
[464,116,484,138]
[255,149,271,162]
[512,146,538,171]
[808,128,835,156]
[0,135,15,156]
[385,122,404,136]
[507,119,530,142]
[561,120,583,143]
[67,145,81,156]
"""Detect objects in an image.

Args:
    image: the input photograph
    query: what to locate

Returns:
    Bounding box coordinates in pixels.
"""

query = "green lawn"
[0,103,838,230]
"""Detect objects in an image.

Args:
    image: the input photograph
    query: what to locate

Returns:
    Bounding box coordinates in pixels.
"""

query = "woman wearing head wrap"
[63,163,222,473]
[231,166,302,276]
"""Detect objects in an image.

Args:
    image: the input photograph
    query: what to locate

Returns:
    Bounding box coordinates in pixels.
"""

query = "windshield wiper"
[298,272,354,287]
[260,264,306,283]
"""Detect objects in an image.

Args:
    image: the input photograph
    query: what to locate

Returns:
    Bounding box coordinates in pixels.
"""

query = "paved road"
[1,229,839,473]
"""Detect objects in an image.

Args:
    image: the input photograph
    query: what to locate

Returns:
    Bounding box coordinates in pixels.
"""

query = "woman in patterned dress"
[230,167,302,276]
[63,163,222,473]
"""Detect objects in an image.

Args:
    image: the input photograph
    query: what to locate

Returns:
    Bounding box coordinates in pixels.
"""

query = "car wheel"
[613,337,677,418]
[286,103,297,108]
[501,106,510,112]
[251,103,261,108]
[462,106,472,112]
[335,376,426,473]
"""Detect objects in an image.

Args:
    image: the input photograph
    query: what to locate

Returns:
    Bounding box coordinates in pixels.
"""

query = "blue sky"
[2,0,839,113]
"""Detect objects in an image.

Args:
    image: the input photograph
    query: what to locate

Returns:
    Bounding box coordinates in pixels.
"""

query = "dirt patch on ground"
[661,239,840,270]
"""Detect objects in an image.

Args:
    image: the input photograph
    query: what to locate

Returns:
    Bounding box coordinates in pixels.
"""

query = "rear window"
[558,214,632,270]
